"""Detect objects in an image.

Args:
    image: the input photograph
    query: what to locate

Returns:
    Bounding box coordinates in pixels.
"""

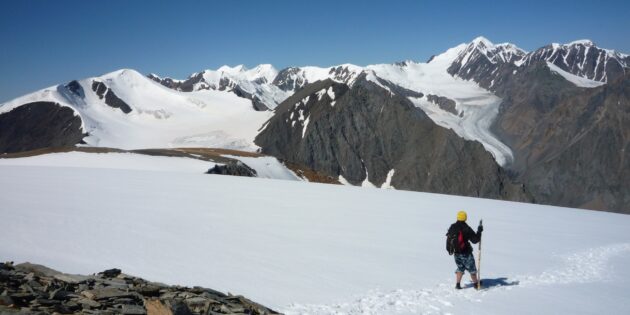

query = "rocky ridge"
[255,75,529,201]
[0,261,279,315]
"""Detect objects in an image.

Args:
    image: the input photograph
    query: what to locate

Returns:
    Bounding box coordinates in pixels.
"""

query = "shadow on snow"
[464,277,520,289]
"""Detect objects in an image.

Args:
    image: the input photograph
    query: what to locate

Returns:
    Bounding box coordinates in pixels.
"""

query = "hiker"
[446,210,483,289]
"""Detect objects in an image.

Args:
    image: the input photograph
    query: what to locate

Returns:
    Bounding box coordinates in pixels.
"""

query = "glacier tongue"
[367,44,514,165]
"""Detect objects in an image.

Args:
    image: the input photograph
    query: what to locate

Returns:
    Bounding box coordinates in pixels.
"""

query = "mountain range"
[1,36,628,213]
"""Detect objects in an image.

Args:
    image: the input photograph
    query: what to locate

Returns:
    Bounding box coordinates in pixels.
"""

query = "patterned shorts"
[454,253,477,274]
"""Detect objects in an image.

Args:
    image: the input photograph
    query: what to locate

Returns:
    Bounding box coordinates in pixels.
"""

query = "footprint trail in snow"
[282,243,630,315]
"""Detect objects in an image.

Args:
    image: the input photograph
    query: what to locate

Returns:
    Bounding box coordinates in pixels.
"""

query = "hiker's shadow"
[465,277,520,289]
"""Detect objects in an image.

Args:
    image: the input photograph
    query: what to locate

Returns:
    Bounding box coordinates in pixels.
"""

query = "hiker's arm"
[467,226,481,244]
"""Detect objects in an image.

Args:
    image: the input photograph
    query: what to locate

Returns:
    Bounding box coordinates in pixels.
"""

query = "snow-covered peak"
[100,68,146,80]
[273,64,364,92]
[566,39,595,46]
[203,64,278,84]
[217,64,246,73]
[471,36,494,48]
[452,37,526,69]
[525,40,629,82]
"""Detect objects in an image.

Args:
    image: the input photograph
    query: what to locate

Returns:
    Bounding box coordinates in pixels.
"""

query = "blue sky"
[1,0,628,102]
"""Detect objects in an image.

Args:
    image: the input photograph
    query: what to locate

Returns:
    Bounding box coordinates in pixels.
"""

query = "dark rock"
[98,269,122,279]
[90,81,132,114]
[1,263,280,315]
[92,81,108,99]
[0,295,13,306]
[206,161,257,177]
[64,300,81,312]
[82,288,137,300]
[426,94,458,115]
[104,89,132,114]
[136,285,160,297]
[184,297,210,313]
[256,75,528,201]
[65,80,84,97]
[0,102,86,154]
[49,289,71,300]
[8,293,35,306]
[168,300,194,315]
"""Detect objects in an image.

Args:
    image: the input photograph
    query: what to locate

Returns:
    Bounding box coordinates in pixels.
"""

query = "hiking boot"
[455,283,462,290]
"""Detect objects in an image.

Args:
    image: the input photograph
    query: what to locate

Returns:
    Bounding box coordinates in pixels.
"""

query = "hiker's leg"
[456,272,463,284]
[471,273,478,283]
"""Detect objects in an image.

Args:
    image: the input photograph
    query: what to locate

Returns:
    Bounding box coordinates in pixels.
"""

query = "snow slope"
[196,64,292,109]
[546,62,606,88]
[0,152,213,173]
[1,164,629,314]
[0,152,302,181]
[0,69,272,151]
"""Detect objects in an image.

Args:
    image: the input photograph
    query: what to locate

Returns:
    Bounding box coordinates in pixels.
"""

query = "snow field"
[1,164,629,314]
[0,152,301,181]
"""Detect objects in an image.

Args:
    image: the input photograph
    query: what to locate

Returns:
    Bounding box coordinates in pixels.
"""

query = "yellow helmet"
[457,211,467,222]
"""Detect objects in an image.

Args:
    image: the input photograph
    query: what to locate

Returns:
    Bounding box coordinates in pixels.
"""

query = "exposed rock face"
[446,39,630,213]
[425,94,458,116]
[272,67,305,92]
[522,41,629,83]
[65,81,84,97]
[0,261,279,315]
[492,68,630,212]
[272,65,361,93]
[206,161,257,177]
[91,81,132,114]
[0,102,85,154]
[447,37,526,90]
[148,73,204,92]
[256,76,529,200]
[148,72,270,111]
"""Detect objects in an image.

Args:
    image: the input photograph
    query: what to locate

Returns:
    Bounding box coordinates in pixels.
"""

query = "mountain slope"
[522,40,629,83]
[493,69,630,211]
[255,75,528,200]
[0,69,272,153]
[2,36,628,213]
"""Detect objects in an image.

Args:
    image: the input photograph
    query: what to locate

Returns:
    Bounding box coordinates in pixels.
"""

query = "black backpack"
[446,227,465,255]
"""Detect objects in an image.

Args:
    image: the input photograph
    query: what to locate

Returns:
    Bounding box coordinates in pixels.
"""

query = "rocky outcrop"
[0,102,86,154]
[91,81,132,114]
[65,81,84,98]
[0,261,279,315]
[425,95,458,116]
[206,161,257,177]
[271,68,305,92]
[256,76,529,200]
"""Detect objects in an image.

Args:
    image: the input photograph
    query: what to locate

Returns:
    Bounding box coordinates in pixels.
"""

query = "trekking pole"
[477,219,483,290]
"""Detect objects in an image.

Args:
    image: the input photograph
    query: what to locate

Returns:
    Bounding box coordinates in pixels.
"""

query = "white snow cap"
[469,36,526,53]
[567,39,595,46]
[471,36,494,47]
